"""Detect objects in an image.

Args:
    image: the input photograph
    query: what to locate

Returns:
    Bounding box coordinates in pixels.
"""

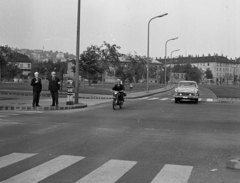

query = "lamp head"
[172,37,178,40]
[157,13,168,18]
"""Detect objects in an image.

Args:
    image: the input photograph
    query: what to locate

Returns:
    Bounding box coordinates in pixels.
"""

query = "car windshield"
[179,82,196,87]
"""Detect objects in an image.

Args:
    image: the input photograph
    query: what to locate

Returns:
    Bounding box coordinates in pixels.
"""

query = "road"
[0,87,240,183]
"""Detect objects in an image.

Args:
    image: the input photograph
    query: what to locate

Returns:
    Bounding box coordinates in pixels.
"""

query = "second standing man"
[48,71,60,107]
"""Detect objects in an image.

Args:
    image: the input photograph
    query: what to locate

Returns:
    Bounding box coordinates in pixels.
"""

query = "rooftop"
[157,55,237,65]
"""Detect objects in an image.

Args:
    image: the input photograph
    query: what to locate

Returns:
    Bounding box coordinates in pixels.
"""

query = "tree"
[205,68,213,79]
[0,46,16,82]
[3,63,22,81]
[30,60,48,78]
[117,54,147,83]
[172,63,202,83]
[79,45,102,86]
[98,41,122,85]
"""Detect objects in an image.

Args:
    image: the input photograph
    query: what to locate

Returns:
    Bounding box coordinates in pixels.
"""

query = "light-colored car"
[173,80,199,103]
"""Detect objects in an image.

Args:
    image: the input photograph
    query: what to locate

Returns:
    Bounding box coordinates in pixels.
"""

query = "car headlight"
[193,89,198,95]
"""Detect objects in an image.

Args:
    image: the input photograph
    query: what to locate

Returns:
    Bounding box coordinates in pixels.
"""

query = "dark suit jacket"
[48,77,60,92]
[112,84,125,91]
[31,78,42,92]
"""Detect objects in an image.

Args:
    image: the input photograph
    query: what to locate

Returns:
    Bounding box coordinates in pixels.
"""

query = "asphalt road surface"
[0,87,240,183]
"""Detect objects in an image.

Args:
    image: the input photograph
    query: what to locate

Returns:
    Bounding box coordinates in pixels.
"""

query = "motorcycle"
[112,91,124,110]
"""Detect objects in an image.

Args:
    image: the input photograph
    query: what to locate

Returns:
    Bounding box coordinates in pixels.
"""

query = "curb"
[227,159,240,169]
[217,98,240,104]
[0,92,66,98]
[0,104,87,111]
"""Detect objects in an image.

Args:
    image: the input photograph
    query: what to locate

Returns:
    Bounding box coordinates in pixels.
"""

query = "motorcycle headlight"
[114,91,118,95]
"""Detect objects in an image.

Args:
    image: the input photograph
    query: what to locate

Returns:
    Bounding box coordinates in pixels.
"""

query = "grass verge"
[0,82,165,95]
[202,84,240,98]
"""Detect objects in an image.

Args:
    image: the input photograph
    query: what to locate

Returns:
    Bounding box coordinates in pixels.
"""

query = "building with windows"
[7,53,32,75]
[157,54,240,84]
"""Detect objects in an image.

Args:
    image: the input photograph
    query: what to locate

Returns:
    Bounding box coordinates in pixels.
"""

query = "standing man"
[48,71,60,107]
[31,72,42,107]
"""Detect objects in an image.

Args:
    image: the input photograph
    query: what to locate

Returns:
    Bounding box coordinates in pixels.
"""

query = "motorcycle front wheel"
[112,99,116,110]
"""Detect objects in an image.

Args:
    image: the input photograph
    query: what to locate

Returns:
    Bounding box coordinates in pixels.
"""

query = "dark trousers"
[33,92,41,106]
[50,91,59,106]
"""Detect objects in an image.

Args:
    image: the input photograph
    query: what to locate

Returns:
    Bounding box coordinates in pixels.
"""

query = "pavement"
[0,85,174,111]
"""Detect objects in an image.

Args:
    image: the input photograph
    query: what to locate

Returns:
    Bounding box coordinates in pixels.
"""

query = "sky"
[0,0,239,59]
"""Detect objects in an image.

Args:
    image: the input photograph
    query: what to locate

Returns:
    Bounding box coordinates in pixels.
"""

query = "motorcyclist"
[112,79,125,102]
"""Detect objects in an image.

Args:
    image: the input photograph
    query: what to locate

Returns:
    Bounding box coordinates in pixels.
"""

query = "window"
[208,63,209,66]
[28,64,31,68]
[20,64,23,68]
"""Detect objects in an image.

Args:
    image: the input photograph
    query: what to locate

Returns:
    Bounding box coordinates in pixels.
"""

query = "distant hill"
[15,48,76,62]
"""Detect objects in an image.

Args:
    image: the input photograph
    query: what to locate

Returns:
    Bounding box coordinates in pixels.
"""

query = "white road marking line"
[0,153,37,169]
[138,97,149,100]
[148,98,159,100]
[18,111,44,114]
[206,98,213,102]
[151,164,193,183]
[0,113,20,116]
[75,159,137,183]
[0,155,84,183]
[160,98,169,100]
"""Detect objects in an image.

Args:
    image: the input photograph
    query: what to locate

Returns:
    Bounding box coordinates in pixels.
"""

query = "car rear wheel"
[194,99,198,104]
[175,98,179,103]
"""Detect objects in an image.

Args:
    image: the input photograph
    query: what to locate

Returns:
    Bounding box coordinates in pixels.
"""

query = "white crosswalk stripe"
[138,97,150,100]
[206,98,213,102]
[151,164,193,183]
[160,98,169,100]
[0,153,36,169]
[0,155,84,183]
[136,97,215,102]
[0,153,194,183]
[76,159,137,183]
[148,98,159,100]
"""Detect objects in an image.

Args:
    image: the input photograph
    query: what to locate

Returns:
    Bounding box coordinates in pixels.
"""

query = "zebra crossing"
[0,152,194,183]
[137,97,214,102]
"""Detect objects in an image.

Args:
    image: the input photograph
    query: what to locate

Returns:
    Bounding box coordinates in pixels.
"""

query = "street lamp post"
[233,65,237,85]
[147,13,168,93]
[75,0,81,104]
[170,49,180,85]
[164,37,178,88]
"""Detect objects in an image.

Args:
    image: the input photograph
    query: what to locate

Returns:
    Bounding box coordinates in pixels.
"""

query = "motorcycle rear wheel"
[119,101,123,109]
